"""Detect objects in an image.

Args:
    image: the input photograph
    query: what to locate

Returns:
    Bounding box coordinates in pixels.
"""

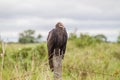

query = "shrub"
[70,33,106,48]
[18,47,32,58]
[69,33,77,40]
[75,33,96,47]
[117,33,120,43]
[31,44,47,59]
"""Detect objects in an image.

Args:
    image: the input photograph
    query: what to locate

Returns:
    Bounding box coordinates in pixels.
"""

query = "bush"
[9,44,47,71]
[94,34,107,42]
[75,34,96,47]
[31,44,47,59]
[69,33,77,40]
[117,34,120,43]
[11,44,47,61]
[69,33,106,47]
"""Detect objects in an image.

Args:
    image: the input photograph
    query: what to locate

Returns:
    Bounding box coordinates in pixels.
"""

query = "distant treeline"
[69,32,120,47]
[18,29,42,43]
[0,29,120,44]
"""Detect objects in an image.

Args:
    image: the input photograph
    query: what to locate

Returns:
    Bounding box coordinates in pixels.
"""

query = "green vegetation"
[117,32,120,43]
[18,29,42,43]
[0,33,120,80]
[69,33,107,48]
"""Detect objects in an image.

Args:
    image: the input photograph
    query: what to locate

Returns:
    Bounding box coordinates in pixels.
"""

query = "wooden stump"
[53,54,62,80]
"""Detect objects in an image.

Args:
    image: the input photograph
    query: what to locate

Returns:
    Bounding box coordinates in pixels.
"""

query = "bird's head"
[55,22,64,29]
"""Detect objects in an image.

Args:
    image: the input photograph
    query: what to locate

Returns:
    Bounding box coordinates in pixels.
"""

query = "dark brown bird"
[47,22,68,71]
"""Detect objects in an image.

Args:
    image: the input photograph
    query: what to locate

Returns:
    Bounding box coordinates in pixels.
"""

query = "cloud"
[0,0,120,20]
[0,0,120,42]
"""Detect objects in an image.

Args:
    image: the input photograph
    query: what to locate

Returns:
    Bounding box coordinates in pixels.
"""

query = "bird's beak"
[59,25,64,28]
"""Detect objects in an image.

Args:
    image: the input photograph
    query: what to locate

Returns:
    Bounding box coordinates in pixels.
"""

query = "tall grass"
[0,41,120,80]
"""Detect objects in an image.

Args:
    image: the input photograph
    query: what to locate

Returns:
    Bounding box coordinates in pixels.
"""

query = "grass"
[0,41,120,80]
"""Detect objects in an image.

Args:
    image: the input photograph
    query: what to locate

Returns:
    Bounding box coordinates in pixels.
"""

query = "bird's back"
[54,28,67,48]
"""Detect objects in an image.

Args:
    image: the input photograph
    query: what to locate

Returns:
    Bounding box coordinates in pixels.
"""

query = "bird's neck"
[56,26,65,30]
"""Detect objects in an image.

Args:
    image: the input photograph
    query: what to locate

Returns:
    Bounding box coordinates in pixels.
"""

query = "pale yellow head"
[55,22,64,28]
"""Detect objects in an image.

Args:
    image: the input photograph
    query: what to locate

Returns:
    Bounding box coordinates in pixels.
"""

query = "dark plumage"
[47,22,68,71]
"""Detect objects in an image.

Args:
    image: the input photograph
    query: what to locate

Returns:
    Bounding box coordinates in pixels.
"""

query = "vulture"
[47,22,68,71]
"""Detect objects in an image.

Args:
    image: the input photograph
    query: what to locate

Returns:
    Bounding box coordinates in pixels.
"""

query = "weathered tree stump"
[53,54,62,80]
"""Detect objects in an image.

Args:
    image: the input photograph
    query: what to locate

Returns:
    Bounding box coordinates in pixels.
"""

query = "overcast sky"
[0,0,120,42]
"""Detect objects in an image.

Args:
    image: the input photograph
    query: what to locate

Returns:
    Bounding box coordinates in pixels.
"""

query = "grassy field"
[0,41,120,80]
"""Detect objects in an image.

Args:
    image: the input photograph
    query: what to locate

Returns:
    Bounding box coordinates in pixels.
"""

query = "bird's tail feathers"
[49,53,54,71]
